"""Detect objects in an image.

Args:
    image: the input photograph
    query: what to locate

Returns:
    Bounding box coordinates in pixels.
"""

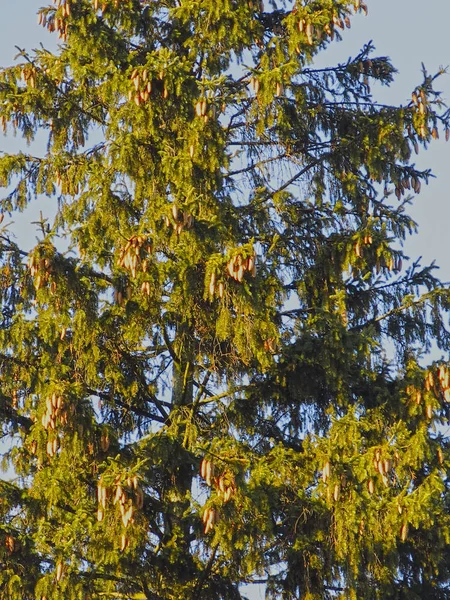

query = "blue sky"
[0,2,449,599]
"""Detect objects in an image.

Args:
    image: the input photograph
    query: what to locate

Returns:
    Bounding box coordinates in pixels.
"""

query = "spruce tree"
[0,1,450,599]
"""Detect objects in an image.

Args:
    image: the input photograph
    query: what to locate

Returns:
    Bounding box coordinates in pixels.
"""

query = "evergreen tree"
[0,1,450,598]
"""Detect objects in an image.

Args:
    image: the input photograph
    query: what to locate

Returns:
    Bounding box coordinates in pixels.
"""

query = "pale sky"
[0,2,449,599]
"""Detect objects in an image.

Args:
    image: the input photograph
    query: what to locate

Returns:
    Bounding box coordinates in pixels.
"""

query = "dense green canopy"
[0,1,450,598]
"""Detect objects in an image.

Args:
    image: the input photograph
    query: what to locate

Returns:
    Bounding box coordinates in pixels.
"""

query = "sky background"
[0,2,449,598]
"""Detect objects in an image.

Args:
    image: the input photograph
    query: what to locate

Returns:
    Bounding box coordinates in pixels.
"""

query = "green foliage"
[0,0,450,598]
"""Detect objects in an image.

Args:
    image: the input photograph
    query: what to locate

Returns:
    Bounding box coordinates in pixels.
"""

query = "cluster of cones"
[200,458,237,534]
